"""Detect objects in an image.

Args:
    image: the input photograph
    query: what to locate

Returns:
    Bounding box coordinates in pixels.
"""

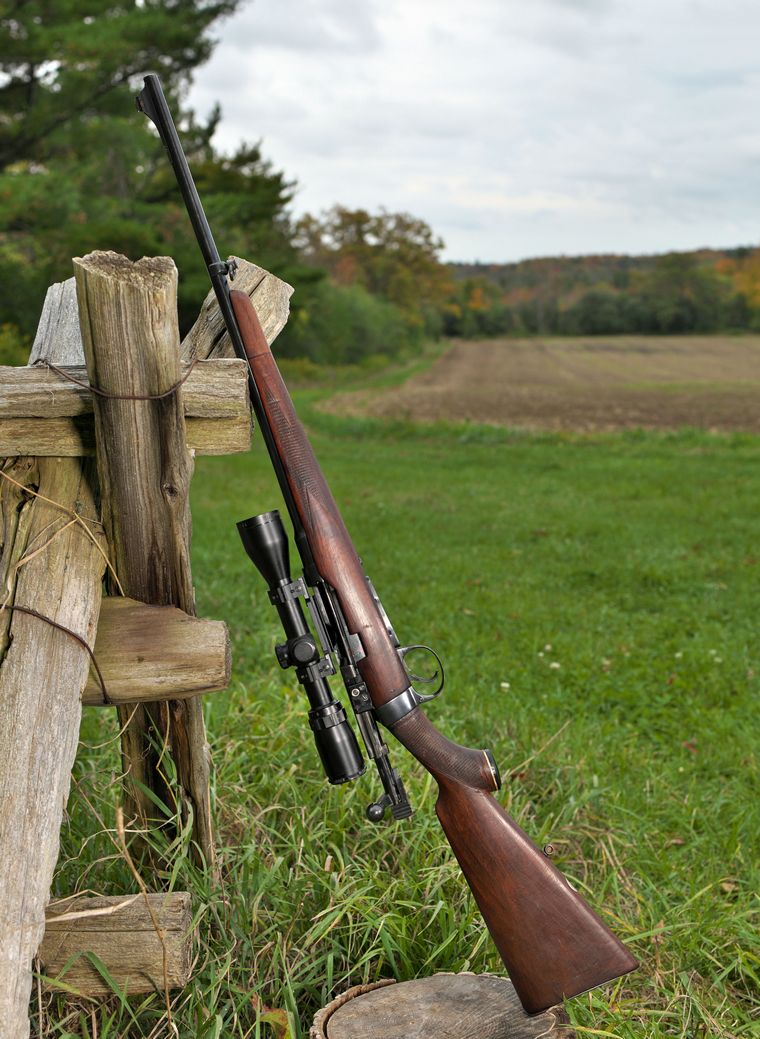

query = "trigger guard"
[398,644,445,700]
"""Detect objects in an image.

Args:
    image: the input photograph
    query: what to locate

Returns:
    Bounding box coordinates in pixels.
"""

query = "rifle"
[136,73,637,1014]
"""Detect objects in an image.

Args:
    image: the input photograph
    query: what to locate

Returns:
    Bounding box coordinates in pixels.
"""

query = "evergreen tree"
[0,0,238,170]
[0,0,302,342]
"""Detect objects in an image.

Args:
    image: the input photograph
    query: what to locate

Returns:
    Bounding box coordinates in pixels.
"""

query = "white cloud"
[212,0,382,54]
[189,0,760,261]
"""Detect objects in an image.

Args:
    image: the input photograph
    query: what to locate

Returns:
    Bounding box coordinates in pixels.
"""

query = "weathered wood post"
[73,250,215,863]
[0,252,293,1032]
[0,424,106,1033]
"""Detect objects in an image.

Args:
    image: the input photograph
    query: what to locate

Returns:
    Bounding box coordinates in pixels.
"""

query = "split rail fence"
[0,250,291,1038]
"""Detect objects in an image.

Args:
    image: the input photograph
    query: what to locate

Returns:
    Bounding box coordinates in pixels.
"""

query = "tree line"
[445,249,759,339]
[2,3,759,369]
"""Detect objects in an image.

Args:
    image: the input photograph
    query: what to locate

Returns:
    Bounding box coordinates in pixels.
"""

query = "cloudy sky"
[188,0,760,263]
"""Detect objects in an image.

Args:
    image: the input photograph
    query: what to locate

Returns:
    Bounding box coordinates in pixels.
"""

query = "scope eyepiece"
[310,703,366,784]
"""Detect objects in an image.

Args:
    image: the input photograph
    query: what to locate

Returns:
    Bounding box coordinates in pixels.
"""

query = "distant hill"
[448,246,758,294]
[442,246,760,337]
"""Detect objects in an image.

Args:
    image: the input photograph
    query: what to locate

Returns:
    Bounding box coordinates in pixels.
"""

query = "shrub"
[276,281,418,364]
[0,323,29,366]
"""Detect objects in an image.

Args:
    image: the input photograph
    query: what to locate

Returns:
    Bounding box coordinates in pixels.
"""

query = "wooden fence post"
[0,455,105,1036]
[0,252,293,1032]
[73,250,214,865]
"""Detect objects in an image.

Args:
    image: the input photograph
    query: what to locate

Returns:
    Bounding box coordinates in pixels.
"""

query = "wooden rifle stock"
[392,709,637,1012]
[230,289,637,1013]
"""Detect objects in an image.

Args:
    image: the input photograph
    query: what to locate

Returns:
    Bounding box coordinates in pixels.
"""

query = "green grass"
[41,395,759,1037]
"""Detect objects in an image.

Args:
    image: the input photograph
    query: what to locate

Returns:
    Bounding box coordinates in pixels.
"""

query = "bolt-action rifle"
[136,74,637,1014]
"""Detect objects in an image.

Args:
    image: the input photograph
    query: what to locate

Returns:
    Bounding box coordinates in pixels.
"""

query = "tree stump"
[310,974,574,1039]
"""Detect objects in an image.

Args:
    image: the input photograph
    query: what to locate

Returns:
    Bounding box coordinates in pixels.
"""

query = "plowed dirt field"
[323,335,760,432]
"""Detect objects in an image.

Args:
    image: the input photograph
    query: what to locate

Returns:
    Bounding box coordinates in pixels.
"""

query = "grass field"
[41,341,759,1038]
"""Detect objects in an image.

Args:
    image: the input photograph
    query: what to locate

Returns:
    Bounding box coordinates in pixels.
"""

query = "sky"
[188,0,760,263]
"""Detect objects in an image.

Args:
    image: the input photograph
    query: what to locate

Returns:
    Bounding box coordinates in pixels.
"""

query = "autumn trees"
[0,3,453,367]
[448,251,759,338]
[281,206,451,362]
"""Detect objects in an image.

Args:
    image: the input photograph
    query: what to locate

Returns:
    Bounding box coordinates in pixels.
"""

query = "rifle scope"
[238,510,366,785]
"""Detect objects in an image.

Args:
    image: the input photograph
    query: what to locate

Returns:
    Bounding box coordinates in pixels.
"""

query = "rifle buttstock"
[393,707,638,1014]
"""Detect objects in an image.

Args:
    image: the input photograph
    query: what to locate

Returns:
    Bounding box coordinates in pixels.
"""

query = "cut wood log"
[82,596,230,705]
[73,250,214,866]
[0,358,251,457]
[39,893,193,997]
[181,256,292,361]
[0,454,105,1039]
[311,974,574,1039]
